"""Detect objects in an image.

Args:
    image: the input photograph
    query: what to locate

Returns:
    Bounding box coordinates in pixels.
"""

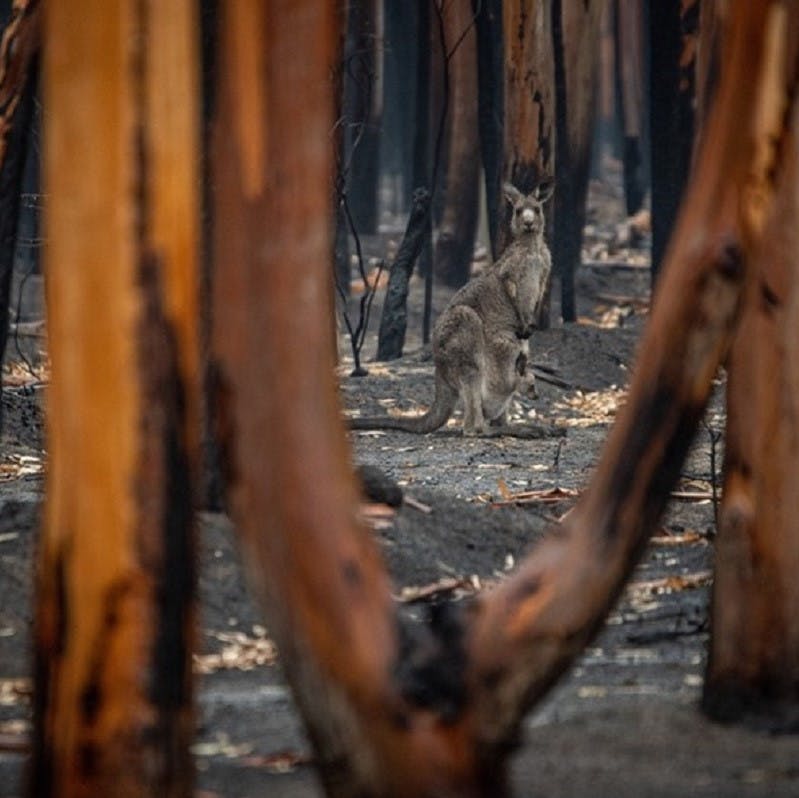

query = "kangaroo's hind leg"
[483,332,529,425]
[435,305,487,436]
[460,368,487,435]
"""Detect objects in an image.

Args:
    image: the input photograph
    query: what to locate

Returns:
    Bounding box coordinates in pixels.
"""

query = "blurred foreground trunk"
[703,5,799,729]
[32,2,200,794]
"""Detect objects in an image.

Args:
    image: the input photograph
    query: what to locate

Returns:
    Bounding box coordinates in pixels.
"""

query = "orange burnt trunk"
[32,2,200,795]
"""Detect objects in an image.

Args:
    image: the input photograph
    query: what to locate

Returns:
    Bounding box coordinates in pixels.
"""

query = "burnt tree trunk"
[434,0,480,289]
[382,2,418,213]
[704,6,799,729]
[551,0,603,323]
[343,0,381,235]
[0,1,39,432]
[376,188,431,359]
[32,2,200,794]
[501,0,555,326]
[614,0,647,215]
[649,0,699,282]
[473,0,504,260]
[412,0,432,261]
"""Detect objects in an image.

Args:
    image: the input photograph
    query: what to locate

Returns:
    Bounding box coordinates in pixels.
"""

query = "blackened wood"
[474,0,503,260]
[343,0,381,235]
[376,188,431,360]
[649,0,699,282]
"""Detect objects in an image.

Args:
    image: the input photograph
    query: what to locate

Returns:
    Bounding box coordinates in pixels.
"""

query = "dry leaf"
[628,571,712,597]
[491,486,579,506]
[193,628,278,674]
[239,750,311,773]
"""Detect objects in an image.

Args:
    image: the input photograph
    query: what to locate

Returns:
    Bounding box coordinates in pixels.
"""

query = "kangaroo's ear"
[535,178,555,204]
[503,183,523,206]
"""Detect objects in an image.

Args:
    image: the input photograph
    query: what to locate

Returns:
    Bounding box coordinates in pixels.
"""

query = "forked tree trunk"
[649,0,700,282]
[703,7,799,729]
[501,0,555,325]
[551,0,603,323]
[209,1,797,795]
[0,0,39,432]
[32,2,200,795]
[434,0,480,289]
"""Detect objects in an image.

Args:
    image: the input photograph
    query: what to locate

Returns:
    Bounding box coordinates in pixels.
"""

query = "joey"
[350,179,553,435]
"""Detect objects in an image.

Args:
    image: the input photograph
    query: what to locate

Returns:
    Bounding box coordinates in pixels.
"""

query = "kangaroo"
[351,179,554,436]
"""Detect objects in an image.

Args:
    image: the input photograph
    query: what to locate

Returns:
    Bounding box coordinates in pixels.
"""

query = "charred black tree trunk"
[376,188,431,360]
[649,0,699,282]
[412,0,434,344]
[383,2,418,214]
[343,0,381,235]
[474,0,504,261]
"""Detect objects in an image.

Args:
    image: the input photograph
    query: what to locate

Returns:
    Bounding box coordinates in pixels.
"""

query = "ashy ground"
[1,179,799,796]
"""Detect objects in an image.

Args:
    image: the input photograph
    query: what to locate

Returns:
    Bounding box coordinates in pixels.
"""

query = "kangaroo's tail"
[349,375,457,434]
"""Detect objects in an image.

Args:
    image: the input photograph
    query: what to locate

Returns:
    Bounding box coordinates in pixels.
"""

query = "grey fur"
[351,182,553,435]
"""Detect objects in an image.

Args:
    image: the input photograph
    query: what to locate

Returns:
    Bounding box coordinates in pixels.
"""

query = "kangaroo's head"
[504,179,554,239]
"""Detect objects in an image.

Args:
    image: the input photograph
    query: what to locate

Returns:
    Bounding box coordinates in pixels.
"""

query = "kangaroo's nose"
[521,208,535,228]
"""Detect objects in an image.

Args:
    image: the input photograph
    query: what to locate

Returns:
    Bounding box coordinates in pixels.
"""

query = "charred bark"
[649,0,700,282]
[376,188,431,360]
[343,0,381,235]
[473,0,504,260]
[383,2,418,214]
